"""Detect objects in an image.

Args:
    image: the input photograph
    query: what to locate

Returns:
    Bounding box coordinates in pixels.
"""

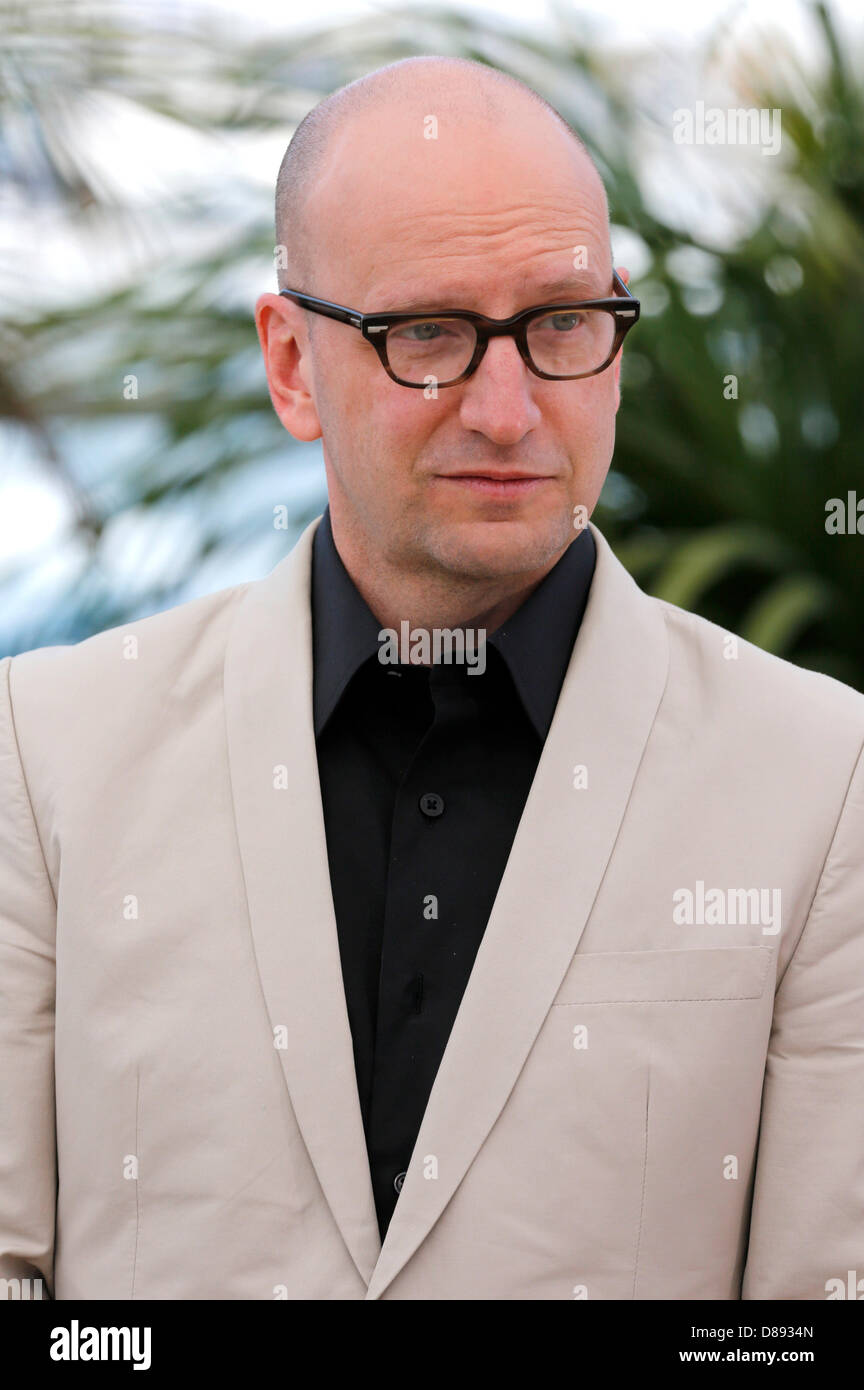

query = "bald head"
[275,56,609,292]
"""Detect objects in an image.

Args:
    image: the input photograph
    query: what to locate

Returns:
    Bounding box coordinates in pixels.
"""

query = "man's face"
[258,98,623,586]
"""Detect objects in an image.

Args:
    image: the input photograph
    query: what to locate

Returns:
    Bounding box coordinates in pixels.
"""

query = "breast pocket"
[551,945,773,1005]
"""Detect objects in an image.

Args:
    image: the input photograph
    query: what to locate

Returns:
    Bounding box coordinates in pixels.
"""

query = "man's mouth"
[433,471,553,497]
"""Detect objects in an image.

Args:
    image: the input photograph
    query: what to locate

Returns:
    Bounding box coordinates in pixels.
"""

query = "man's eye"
[398,321,448,342]
[540,312,584,332]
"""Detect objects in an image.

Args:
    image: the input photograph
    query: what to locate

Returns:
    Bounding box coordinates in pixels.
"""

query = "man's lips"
[433,471,554,496]
[438,470,549,480]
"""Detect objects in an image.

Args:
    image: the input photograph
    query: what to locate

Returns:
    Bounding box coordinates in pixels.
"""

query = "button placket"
[368,667,483,1234]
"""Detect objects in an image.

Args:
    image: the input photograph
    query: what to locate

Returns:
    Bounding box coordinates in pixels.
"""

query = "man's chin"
[422,513,574,581]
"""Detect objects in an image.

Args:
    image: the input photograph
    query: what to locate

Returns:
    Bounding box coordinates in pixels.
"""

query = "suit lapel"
[365,524,670,1299]
[223,515,382,1286]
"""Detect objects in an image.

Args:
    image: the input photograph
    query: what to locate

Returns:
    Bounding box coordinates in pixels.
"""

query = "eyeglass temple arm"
[612,269,635,297]
[279,289,359,327]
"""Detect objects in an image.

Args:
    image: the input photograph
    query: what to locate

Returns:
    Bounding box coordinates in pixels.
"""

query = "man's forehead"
[315,177,608,301]
[359,263,610,314]
[348,202,611,308]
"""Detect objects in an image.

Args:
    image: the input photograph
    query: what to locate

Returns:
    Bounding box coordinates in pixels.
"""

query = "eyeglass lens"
[384,309,617,383]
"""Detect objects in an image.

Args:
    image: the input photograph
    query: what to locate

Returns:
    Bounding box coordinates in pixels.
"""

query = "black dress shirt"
[312,508,595,1240]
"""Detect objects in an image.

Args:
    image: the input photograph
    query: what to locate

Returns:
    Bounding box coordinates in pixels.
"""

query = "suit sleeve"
[741,737,864,1299]
[0,655,57,1298]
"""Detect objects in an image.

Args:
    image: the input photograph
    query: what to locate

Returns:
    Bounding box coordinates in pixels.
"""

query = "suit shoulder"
[5,578,252,719]
[653,594,864,743]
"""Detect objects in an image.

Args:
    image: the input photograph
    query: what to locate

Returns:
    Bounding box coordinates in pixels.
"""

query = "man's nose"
[457,334,542,444]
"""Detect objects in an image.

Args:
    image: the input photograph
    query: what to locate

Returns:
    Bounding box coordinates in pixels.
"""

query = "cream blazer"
[1,518,862,1300]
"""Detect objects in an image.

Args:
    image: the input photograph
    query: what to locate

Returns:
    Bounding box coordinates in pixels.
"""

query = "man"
[1,56,862,1302]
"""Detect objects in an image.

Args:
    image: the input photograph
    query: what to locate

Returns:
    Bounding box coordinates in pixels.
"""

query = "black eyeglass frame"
[278,270,640,388]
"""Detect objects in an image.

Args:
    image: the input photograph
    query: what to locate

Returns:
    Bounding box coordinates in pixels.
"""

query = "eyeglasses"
[278,271,640,389]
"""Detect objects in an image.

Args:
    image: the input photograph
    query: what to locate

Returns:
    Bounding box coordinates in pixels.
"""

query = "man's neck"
[328,520,563,637]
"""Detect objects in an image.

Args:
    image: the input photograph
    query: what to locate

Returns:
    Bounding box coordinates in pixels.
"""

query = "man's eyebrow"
[368,275,609,315]
[522,274,608,302]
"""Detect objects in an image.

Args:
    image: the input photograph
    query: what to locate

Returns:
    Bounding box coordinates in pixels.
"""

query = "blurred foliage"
[1,0,862,687]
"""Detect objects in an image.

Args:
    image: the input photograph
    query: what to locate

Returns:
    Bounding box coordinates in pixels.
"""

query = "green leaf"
[649,526,792,609]
[740,573,833,655]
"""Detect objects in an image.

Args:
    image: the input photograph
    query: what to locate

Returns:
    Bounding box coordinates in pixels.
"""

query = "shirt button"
[394,1170,407,1193]
[419,792,445,818]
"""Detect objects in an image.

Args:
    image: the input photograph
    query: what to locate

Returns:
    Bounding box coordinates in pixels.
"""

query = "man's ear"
[255,293,322,442]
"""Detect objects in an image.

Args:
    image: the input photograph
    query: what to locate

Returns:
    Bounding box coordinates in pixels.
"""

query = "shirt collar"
[311,507,595,740]
[311,509,383,735]
[487,522,595,738]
